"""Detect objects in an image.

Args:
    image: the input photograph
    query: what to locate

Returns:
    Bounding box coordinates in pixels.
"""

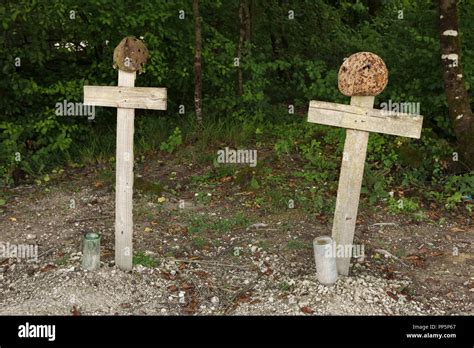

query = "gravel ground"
[1,162,472,316]
[0,248,462,316]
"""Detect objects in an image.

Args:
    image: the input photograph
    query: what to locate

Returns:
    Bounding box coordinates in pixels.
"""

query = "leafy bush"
[159,127,182,154]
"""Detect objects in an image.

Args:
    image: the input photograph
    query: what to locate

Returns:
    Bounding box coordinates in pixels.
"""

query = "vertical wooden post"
[84,36,167,271]
[331,96,374,276]
[308,52,423,277]
[115,70,136,271]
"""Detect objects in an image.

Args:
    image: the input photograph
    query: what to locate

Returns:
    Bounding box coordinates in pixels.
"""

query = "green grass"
[187,212,250,235]
[133,251,158,267]
[192,237,209,249]
[55,255,70,265]
[279,281,293,292]
[287,239,311,250]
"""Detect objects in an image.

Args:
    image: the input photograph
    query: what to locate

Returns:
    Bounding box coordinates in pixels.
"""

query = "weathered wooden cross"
[307,52,423,276]
[83,36,167,271]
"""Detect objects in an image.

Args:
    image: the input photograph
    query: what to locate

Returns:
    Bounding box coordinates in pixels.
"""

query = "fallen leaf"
[403,254,425,267]
[386,291,398,300]
[450,227,465,233]
[167,285,178,292]
[300,306,314,314]
[219,176,233,183]
[158,197,166,203]
[236,292,252,304]
[404,254,423,260]
[144,227,152,233]
[181,282,194,290]
[161,270,175,280]
[194,270,209,278]
[263,261,273,275]
[182,294,198,314]
[9,217,17,222]
[417,247,429,254]
[314,213,328,223]
[71,305,81,316]
[94,181,104,188]
[40,264,57,273]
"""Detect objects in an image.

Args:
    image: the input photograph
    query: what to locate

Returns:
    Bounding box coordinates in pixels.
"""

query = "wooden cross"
[83,36,167,271]
[307,52,423,276]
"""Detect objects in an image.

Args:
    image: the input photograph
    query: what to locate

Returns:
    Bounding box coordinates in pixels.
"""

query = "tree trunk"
[244,0,251,42]
[193,0,203,123]
[439,0,474,168]
[237,0,251,97]
[368,0,380,17]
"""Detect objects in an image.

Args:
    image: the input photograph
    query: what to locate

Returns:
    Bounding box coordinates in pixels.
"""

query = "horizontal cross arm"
[308,101,423,139]
[84,86,167,110]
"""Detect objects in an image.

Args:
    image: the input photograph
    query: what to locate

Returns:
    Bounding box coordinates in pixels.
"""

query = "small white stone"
[26,234,36,240]
[211,296,219,304]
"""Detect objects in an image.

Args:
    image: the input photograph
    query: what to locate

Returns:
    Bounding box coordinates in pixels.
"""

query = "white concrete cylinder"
[313,236,338,285]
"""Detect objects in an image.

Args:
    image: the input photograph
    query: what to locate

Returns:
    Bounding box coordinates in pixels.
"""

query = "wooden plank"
[308,100,423,139]
[331,96,374,276]
[84,86,167,110]
[115,71,136,271]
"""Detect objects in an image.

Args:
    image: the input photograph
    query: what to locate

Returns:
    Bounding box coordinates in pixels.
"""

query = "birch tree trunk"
[439,0,474,167]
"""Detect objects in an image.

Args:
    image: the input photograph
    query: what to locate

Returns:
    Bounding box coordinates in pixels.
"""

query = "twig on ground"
[221,272,265,314]
[372,222,399,227]
[167,258,252,270]
[67,215,113,223]
[373,248,409,267]
[38,247,55,259]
